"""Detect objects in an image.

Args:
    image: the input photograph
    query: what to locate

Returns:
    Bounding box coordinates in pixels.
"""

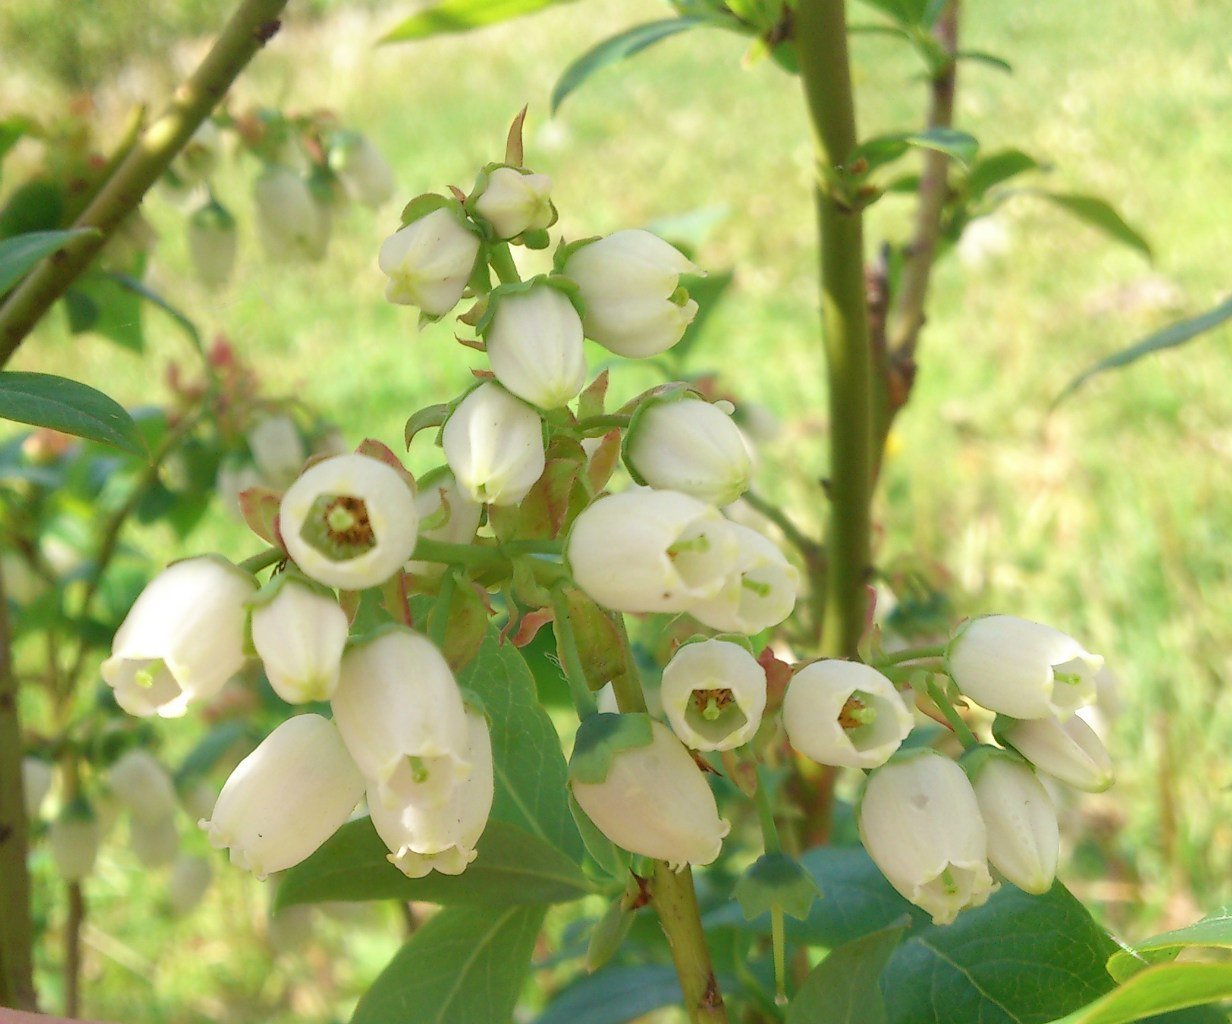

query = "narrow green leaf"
[1107,909,1232,983]
[786,920,909,1024]
[106,272,205,358]
[853,0,930,27]
[382,0,579,43]
[551,19,707,112]
[352,904,545,1024]
[276,817,593,908]
[957,49,1013,73]
[0,228,98,294]
[0,372,145,457]
[1044,963,1232,1024]
[1034,191,1152,259]
[965,148,1041,199]
[531,964,683,1024]
[1058,294,1232,402]
[65,270,145,352]
[906,127,980,167]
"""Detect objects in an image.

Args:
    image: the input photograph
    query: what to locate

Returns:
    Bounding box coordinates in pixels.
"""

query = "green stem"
[753,765,783,856]
[489,243,521,285]
[873,642,946,667]
[925,677,978,749]
[548,588,598,720]
[239,546,285,575]
[0,0,290,365]
[796,0,874,660]
[574,413,631,435]
[428,570,457,648]
[411,538,509,568]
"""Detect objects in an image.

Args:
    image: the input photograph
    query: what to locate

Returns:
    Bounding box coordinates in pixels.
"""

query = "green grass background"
[6,0,1232,1019]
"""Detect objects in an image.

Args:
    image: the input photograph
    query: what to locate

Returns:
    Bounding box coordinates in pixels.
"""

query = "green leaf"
[1057,294,1232,402]
[965,148,1041,200]
[106,272,205,358]
[0,372,145,457]
[0,229,98,295]
[382,0,579,43]
[957,49,1013,73]
[276,817,593,908]
[786,920,909,1024]
[1107,910,1232,983]
[1044,963,1232,1024]
[853,0,930,26]
[65,270,145,352]
[851,128,979,174]
[531,964,683,1024]
[551,19,705,113]
[1033,191,1152,260]
[882,882,1118,1024]
[352,904,545,1024]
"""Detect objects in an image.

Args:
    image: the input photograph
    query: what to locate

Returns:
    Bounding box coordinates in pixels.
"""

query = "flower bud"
[51,799,102,882]
[473,167,554,240]
[859,750,995,925]
[660,639,766,751]
[200,714,365,879]
[442,382,546,506]
[965,750,1058,894]
[130,812,181,869]
[369,708,493,878]
[168,854,213,916]
[22,757,53,819]
[566,488,737,614]
[250,575,349,704]
[1000,714,1114,793]
[625,398,753,506]
[689,524,798,635]
[571,716,729,870]
[483,284,586,409]
[783,660,913,769]
[379,207,481,316]
[216,457,263,518]
[102,556,255,718]
[947,615,1102,720]
[406,467,483,577]
[329,133,396,209]
[563,229,700,358]
[247,415,306,489]
[253,166,326,261]
[332,628,470,809]
[279,453,419,590]
[187,199,237,288]
[107,748,178,823]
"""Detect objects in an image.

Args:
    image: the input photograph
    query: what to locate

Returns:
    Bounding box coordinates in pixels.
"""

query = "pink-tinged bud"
[661,639,766,751]
[947,616,1102,720]
[201,714,364,879]
[859,750,996,925]
[783,660,914,770]
[442,383,546,507]
[379,207,481,316]
[280,453,419,590]
[101,556,255,718]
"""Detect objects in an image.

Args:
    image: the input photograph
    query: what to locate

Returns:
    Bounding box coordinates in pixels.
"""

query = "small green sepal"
[569,712,655,785]
[733,852,821,922]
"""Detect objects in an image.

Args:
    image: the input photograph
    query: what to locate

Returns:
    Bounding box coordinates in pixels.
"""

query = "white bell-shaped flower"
[947,615,1102,720]
[252,166,325,261]
[626,398,753,506]
[572,718,729,870]
[187,200,237,289]
[566,488,737,614]
[406,467,483,577]
[280,453,419,590]
[200,714,364,879]
[250,576,349,704]
[859,750,996,925]
[661,639,766,751]
[22,757,53,819]
[247,415,306,489]
[101,556,255,718]
[331,628,470,810]
[369,708,493,878]
[107,748,178,823]
[783,660,914,770]
[442,382,546,507]
[130,812,181,869]
[329,133,396,209]
[379,207,481,316]
[966,751,1059,894]
[484,285,587,409]
[168,854,213,916]
[473,167,554,240]
[563,229,700,358]
[1001,714,1114,793]
[690,524,798,635]
[50,801,102,882]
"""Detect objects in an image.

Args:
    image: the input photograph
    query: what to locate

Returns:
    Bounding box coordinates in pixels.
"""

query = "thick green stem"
[925,678,978,748]
[796,0,874,659]
[488,243,521,285]
[238,546,285,575]
[0,562,36,1011]
[0,0,290,365]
